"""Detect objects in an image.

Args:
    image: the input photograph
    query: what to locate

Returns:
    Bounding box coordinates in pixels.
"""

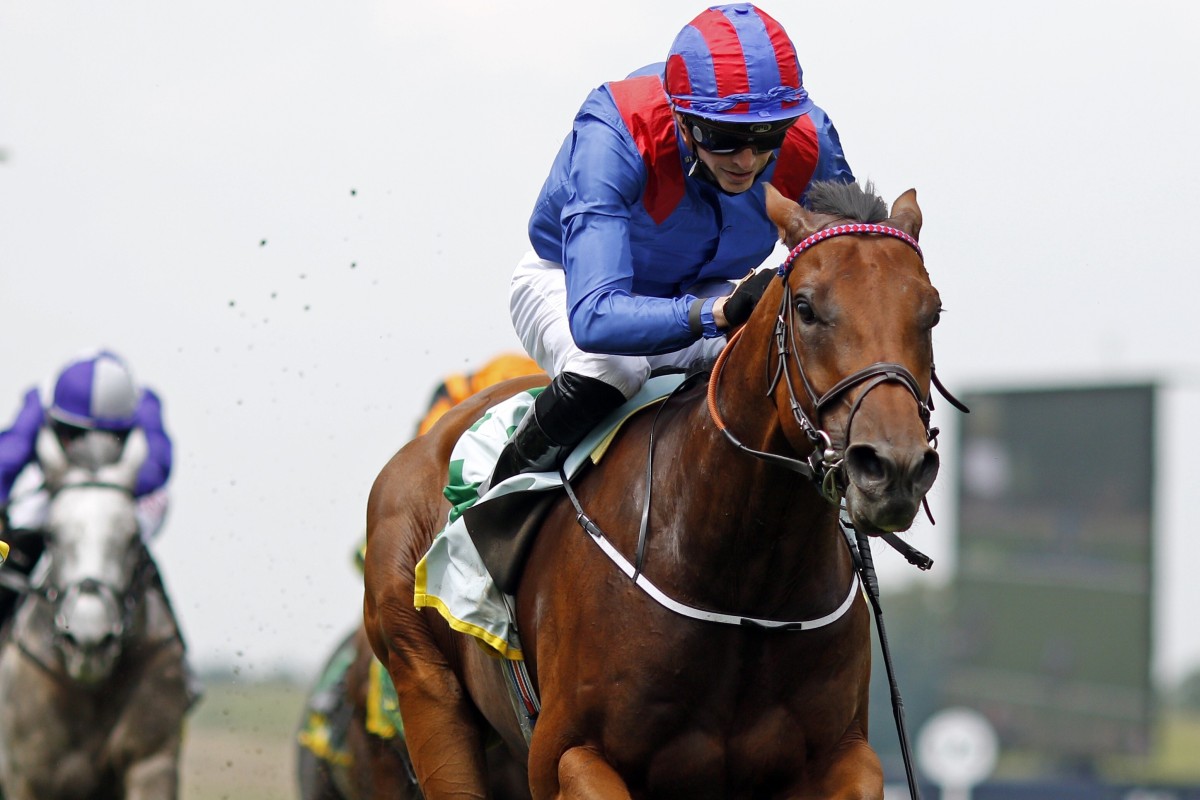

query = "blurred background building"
[871,381,1200,798]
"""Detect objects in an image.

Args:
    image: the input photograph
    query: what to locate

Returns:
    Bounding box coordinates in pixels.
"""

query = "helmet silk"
[665,3,811,124]
[48,351,141,431]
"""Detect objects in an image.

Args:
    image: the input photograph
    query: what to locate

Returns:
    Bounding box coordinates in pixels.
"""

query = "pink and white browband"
[778,223,923,276]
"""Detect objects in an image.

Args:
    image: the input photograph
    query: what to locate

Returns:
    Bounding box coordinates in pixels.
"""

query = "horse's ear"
[96,428,148,491]
[35,427,70,489]
[764,184,825,249]
[889,188,923,241]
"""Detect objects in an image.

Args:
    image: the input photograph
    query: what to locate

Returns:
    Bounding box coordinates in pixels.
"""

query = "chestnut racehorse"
[365,181,949,799]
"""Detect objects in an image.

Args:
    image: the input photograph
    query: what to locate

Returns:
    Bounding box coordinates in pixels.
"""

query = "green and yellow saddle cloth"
[413,374,686,660]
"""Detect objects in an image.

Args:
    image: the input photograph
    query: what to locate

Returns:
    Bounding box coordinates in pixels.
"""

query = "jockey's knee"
[560,356,646,400]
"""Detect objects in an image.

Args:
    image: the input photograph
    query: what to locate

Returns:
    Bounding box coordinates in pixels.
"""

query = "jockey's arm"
[0,389,43,506]
[132,389,173,497]
[558,116,715,356]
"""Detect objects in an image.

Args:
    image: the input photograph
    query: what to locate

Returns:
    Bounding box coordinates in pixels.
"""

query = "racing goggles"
[684,115,795,155]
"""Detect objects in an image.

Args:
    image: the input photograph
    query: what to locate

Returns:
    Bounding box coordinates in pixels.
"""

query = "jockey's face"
[695,146,773,194]
[676,113,774,194]
[52,422,129,470]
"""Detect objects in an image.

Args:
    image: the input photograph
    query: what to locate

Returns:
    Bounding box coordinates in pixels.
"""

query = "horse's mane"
[678,181,889,380]
[804,180,889,223]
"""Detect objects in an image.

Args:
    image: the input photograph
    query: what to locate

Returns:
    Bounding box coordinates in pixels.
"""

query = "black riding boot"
[487,372,626,489]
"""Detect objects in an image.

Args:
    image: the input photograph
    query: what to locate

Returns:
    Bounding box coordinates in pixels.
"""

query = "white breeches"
[509,251,730,398]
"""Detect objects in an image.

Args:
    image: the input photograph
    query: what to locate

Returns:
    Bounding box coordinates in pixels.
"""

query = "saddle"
[463,483,559,595]
[414,374,687,659]
[458,372,695,594]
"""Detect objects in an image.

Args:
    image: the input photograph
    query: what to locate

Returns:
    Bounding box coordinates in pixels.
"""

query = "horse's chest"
[594,642,865,795]
[631,715,835,799]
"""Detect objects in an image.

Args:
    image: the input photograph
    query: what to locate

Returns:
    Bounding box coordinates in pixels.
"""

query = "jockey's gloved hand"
[721,268,776,329]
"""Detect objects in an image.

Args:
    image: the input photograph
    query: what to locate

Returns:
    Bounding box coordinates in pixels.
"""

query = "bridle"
[3,481,156,683]
[704,221,969,800]
[707,222,968,505]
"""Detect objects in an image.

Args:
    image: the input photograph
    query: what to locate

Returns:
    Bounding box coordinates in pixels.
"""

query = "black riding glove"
[721,268,776,329]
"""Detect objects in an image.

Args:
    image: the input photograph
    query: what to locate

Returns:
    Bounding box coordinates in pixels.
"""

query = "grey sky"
[2,0,1198,685]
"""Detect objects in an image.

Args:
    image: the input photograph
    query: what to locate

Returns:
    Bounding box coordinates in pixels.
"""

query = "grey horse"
[0,427,191,799]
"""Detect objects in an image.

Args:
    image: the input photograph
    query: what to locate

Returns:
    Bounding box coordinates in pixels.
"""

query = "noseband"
[708,223,968,502]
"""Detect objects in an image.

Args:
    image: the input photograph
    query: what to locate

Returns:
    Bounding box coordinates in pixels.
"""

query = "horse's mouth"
[845,488,923,536]
[66,659,117,685]
[61,641,123,685]
[848,515,913,537]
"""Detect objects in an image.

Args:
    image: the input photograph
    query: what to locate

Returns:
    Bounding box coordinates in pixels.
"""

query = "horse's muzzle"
[842,440,940,533]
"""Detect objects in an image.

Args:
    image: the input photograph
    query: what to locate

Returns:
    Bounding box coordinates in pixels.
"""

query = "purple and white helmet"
[47,350,141,432]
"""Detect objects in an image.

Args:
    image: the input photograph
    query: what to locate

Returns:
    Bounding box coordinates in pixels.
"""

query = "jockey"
[493,3,854,486]
[0,350,173,585]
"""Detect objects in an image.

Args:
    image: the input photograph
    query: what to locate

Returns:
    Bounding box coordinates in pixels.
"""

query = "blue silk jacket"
[527,64,853,356]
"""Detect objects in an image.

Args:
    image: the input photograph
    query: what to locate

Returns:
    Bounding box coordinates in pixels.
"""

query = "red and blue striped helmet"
[48,350,141,432]
[665,3,812,124]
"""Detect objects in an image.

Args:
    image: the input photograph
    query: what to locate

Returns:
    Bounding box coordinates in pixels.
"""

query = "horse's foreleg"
[122,749,181,800]
[811,722,884,800]
[386,651,492,799]
[531,744,631,800]
[0,778,37,800]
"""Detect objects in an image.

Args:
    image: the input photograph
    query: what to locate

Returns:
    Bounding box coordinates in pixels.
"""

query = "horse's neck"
[648,390,849,616]
[138,575,180,644]
[684,394,838,534]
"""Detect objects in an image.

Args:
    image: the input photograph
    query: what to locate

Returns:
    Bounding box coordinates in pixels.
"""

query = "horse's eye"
[795,297,817,324]
[931,307,943,328]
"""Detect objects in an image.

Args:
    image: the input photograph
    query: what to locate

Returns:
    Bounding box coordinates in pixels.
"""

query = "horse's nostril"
[845,444,888,485]
[846,443,940,494]
[916,449,941,491]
